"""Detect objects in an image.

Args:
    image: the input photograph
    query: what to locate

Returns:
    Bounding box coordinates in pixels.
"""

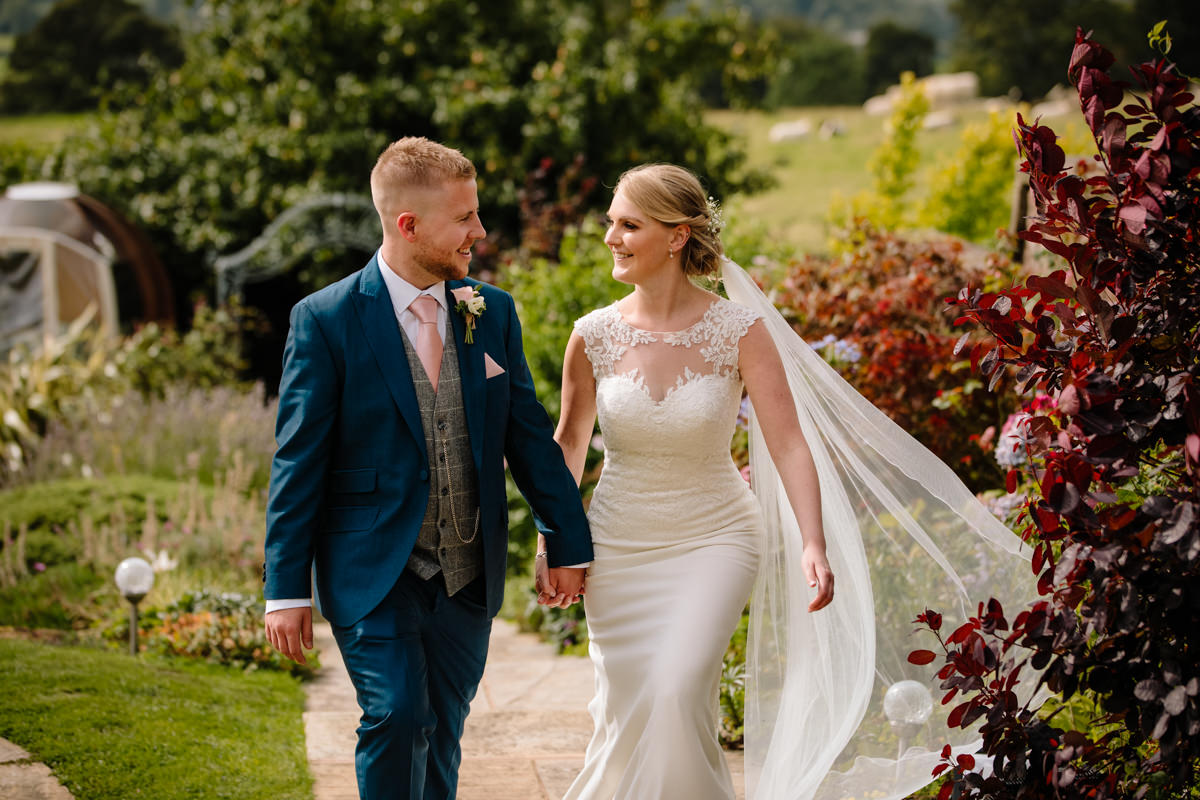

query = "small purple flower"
[33,562,46,573]
[832,339,862,363]
[736,396,751,430]
[811,333,838,351]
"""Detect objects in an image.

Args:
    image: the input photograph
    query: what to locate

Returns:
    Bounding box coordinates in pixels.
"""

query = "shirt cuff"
[265,598,312,614]
[561,562,591,569]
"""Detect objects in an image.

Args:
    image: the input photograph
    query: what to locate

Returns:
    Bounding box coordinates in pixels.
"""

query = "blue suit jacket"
[263,256,593,626]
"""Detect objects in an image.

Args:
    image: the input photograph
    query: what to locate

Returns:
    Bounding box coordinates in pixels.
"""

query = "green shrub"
[0,468,265,630]
[0,474,189,566]
[0,562,107,629]
[101,588,317,677]
[827,71,929,237]
[500,220,631,419]
[918,111,1020,244]
[0,302,256,487]
[0,0,184,113]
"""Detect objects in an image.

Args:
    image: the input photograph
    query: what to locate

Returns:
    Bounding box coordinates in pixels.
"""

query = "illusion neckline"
[613,298,721,336]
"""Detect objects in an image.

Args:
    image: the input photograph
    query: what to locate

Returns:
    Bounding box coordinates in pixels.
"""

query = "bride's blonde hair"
[614,164,723,277]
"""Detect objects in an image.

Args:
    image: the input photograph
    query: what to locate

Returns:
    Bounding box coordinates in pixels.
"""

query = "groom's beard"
[413,244,470,283]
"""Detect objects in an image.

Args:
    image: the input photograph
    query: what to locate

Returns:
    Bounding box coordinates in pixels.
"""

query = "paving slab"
[0,741,73,800]
[305,620,744,800]
[0,739,31,764]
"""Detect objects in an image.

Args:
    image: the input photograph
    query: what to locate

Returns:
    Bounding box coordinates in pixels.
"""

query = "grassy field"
[0,111,91,152]
[708,102,1090,254]
[0,637,312,799]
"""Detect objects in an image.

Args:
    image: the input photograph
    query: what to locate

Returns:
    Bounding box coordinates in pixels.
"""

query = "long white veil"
[721,257,1033,800]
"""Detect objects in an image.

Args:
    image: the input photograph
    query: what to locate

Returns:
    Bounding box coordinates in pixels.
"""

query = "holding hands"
[535,552,587,608]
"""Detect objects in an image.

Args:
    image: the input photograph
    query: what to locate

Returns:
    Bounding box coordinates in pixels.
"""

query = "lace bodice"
[574,298,760,403]
[573,298,762,549]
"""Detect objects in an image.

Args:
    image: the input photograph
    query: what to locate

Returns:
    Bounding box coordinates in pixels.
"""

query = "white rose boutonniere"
[451,286,487,344]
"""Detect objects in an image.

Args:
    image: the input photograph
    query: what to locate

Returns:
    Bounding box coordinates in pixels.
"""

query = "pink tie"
[409,295,442,390]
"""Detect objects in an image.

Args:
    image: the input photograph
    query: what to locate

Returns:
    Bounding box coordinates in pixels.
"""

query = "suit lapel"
[352,259,427,460]
[446,281,486,472]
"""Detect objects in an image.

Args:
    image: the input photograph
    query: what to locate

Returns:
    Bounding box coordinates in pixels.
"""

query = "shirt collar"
[377,250,447,315]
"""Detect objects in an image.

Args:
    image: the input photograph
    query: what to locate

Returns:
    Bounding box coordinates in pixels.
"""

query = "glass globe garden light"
[884,680,934,760]
[114,557,155,656]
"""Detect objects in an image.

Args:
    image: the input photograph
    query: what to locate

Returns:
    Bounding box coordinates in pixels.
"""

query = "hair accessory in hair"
[705,196,723,235]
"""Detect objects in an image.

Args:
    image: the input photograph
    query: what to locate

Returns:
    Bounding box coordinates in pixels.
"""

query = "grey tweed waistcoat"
[400,319,484,596]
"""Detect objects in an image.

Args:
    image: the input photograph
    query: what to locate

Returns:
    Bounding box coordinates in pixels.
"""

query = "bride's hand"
[534,554,580,608]
[802,545,834,612]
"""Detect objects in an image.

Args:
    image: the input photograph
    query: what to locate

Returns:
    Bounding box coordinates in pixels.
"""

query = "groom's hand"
[546,566,587,608]
[536,559,586,608]
[265,607,313,664]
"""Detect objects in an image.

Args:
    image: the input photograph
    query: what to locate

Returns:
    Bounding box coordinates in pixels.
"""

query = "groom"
[263,137,592,799]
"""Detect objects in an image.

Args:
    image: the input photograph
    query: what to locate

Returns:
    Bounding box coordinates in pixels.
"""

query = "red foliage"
[772,224,1015,490]
[915,29,1200,800]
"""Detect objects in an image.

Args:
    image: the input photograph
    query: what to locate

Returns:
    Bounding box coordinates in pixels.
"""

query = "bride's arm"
[553,331,597,485]
[739,319,835,612]
[536,331,598,606]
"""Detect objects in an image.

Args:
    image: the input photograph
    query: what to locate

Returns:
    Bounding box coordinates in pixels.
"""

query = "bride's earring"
[668,249,674,259]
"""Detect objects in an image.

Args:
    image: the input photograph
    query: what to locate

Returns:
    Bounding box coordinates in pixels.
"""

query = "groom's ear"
[396,212,418,242]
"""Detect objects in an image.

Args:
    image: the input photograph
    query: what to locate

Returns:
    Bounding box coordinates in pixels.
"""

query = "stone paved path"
[304,619,746,800]
[0,737,73,800]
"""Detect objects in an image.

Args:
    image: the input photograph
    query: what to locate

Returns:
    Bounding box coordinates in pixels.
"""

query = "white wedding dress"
[563,297,763,800]
[561,261,1034,800]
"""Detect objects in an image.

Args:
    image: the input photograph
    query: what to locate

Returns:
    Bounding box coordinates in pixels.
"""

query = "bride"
[536,164,1030,800]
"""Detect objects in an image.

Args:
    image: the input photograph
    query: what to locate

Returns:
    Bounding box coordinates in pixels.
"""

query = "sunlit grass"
[709,103,1092,255]
[0,111,92,152]
[0,638,312,800]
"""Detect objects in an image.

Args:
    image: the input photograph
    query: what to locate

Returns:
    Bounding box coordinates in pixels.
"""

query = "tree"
[0,0,183,112]
[12,0,769,318]
[0,0,55,34]
[761,17,866,107]
[863,20,934,97]
[914,30,1200,799]
[949,0,1144,100]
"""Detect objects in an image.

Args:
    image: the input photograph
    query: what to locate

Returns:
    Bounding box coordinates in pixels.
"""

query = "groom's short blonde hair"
[370,137,476,219]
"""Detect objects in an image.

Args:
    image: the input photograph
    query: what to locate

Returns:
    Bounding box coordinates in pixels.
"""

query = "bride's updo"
[614,164,724,277]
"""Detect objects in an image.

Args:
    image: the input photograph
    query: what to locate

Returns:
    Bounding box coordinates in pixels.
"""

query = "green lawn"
[0,638,313,800]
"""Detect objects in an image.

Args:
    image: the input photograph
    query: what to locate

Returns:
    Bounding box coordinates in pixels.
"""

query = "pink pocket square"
[484,353,506,379]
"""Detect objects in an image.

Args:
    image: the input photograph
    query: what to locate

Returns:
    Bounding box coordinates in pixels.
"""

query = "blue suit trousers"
[331,571,492,800]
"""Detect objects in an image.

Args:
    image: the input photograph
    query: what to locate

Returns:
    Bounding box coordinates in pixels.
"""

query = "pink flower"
[451,286,486,344]
[33,562,46,573]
